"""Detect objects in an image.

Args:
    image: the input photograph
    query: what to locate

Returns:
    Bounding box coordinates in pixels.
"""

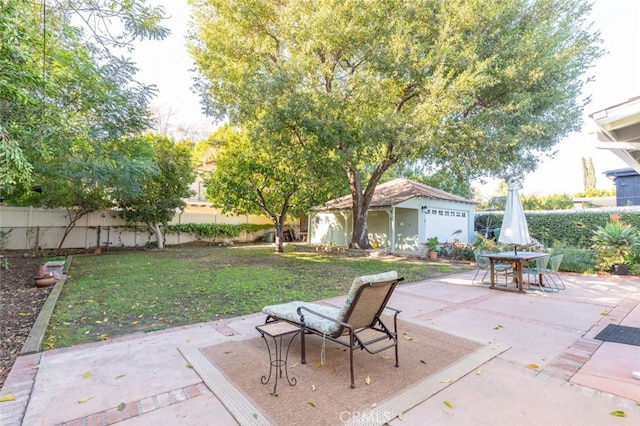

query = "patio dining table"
[482,251,548,293]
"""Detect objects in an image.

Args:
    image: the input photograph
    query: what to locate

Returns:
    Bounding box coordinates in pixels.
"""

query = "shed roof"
[311,178,474,211]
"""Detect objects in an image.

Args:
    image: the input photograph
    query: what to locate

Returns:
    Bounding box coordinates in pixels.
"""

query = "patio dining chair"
[523,254,557,293]
[472,251,511,286]
[262,271,404,389]
[545,254,565,290]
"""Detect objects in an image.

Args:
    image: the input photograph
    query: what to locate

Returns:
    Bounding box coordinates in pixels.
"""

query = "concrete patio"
[2,270,640,425]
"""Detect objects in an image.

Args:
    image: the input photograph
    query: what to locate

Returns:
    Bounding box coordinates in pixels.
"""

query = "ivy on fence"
[165,223,273,241]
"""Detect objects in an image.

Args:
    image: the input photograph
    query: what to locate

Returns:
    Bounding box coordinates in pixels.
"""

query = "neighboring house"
[605,168,640,206]
[186,159,217,207]
[308,178,476,253]
[591,96,640,174]
[591,96,640,207]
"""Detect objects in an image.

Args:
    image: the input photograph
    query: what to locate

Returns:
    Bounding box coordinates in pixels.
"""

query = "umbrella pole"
[514,245,517,255]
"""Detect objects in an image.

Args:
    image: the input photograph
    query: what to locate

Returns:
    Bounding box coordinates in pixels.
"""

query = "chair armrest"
[297,305,352,330]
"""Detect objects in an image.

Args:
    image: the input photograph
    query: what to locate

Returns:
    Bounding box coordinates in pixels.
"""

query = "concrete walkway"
[2,271,640,425]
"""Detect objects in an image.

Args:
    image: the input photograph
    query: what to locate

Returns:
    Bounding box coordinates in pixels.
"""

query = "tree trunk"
[347,163,393,249]
[274,220,284,253]
[57,208,91,252]
[149,222,165,249]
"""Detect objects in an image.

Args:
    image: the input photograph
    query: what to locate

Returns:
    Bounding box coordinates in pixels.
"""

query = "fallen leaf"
[314,363,322,368]
[18,312,27,316]
[77,396,93,404]
[610,410,626,417]
[185,338,190,344]
[397,413,403,420]
[444,400,454,409]
[365,376,371,385]
[371,403,377,408]
[82,371,91,379]
[289,362,298,368]
[440,378,452,383]
[308,400,318,408]
[311,384,316,391]
[117,402,126,411]
[0,394,16,402]
[115,374,126,379]
[526,363,540,370]
[420,359,426,364]
[476,368,482,375]
[186,364,193,369]
[380,355,391,360]
[600,311,609,316]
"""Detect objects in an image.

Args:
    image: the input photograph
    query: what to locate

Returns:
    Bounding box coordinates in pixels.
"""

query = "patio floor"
[2,270,640,425]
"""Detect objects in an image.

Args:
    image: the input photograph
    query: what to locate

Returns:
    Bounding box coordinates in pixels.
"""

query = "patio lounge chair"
[262,271,404,388]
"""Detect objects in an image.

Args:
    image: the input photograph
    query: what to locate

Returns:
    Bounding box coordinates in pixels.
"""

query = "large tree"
[188,0,603,249]
[204,126,344,252]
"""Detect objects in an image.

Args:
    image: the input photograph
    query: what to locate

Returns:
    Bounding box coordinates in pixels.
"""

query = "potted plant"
[591,220,640,275]
[34,264,56,287]
[427,236,439,259]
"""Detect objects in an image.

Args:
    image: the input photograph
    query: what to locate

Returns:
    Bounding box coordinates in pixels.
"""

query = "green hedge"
[475,210,640,249]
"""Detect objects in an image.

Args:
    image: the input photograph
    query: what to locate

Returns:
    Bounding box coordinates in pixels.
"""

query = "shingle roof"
[311,178,474,211]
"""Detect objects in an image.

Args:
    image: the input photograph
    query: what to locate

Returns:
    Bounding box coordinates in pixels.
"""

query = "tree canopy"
[115,133,196,249]
[187,0,603,248]
[204,125,345,252]
[1,0,168,200]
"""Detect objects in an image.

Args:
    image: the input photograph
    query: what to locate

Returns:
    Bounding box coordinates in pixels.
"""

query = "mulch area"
[0,254,51,390]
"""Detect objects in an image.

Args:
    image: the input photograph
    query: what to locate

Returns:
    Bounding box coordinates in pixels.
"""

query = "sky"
[131,0,640,198]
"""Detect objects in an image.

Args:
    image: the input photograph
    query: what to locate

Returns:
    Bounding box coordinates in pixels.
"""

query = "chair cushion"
[337,271,398,320]
[261,271,398,336]
[262,301,342,335]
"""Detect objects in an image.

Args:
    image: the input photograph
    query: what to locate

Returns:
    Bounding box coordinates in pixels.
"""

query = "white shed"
[308,178,476,253]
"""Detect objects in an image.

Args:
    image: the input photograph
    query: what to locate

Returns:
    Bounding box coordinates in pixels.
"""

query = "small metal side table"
[255,321,301,396]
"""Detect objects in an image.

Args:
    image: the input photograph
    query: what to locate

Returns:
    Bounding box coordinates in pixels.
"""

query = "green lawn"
[44,246,473,349]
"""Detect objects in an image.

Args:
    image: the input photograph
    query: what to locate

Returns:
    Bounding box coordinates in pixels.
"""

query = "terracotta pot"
[34,276,56,287]
[429,251,437,259]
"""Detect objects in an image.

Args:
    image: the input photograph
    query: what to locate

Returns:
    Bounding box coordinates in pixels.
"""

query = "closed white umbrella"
[498,181,531,254]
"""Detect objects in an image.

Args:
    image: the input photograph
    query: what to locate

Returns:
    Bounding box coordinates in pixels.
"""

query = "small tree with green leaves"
[115,133,196,249]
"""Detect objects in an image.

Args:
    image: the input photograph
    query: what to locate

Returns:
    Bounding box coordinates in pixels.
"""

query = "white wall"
[0,205,273,250]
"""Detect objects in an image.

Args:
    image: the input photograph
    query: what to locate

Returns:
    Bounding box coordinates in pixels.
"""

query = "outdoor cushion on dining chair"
[262,271,404,388]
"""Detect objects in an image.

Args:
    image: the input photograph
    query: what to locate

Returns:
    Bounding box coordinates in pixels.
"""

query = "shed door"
[425,208,469,243]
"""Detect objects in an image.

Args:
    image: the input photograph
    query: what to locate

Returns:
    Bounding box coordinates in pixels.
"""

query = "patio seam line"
[466,306,583,333]
[57,383,212,426]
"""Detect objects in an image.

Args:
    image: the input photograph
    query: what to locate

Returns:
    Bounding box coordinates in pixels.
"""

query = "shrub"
[591,221,640,272]
[549,245,595,273]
